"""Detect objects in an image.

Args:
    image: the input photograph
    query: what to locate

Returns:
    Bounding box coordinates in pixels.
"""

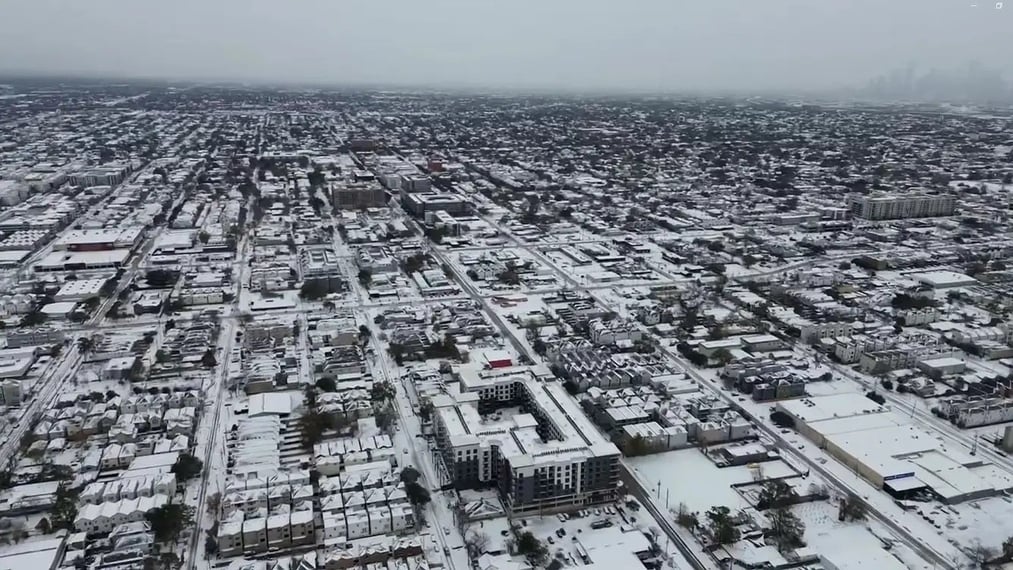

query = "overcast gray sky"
[0,0,1009,93]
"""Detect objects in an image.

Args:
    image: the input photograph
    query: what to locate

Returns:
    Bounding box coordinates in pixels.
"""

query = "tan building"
[850,192,956,220]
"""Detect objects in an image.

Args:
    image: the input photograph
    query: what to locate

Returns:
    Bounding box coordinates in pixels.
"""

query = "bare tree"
[675,502,699,530]
[757,479,797,510]
[765,508,805,553]
[206,492,221,516]
[1003,536,1013,562]
[968,540,996,567]
[838,494,866,522]
[465,531,490,559]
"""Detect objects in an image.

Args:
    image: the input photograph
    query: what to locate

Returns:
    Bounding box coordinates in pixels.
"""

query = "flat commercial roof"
[36,249,130,269]
[830,424,937,478]
[913,270,977,288]
[577,526,651,561]
[250,297,297,311]
[787,394,1013,501]
[55,227,138,246]
[248,392,295,416]
[40,301,77,315]
[884,476,927,493]
[0,480,60,502]
[742,334,780,344]
[0,536,65,570]
[0,354,34,377]
[919,356,965,368]
[700,338,742,350]
[56,278,106,297]
[127,451,180,471]
[820,549,910,570]
[482,349,513,363]
[777,393,887,424]
[154,230,195,250]
[0,250,30,264]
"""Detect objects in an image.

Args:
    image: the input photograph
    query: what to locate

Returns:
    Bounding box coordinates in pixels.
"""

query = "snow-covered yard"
[627,448,798,514]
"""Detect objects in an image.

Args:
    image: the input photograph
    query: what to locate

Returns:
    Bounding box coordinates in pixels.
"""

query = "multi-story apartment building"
[850,192,956,220]
[588,318,644,346]
[400,174,432,193]
[332,182,387,210]
[431,368,620,514]
[400,191,468,217]
[68,165,129,188]
[860,346,960,375]
[833,335,893,364]
[298,247,346,293]
[5,327,66,348]
[298,247,340,278]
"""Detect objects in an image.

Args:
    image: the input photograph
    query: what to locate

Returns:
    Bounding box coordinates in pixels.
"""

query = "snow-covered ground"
[627,448,799,515]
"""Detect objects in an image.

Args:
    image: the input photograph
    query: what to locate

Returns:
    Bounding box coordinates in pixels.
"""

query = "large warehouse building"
[776,393,1013,503]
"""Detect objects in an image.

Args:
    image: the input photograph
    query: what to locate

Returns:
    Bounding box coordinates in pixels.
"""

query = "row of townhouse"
[314,437,397,477]
[322,504,416,543]
[309,314,360,347]
[769,307,856,344]
[80,474,177,504]
[108,407,197,442]
[619,421,689,452]
[936,396,1013,428]
[321,482,410,516]
[74,494,171,534]
[317,346,368,380]
[318,391,375,423]
[33,407,192,444]
[223,470,312,495]
[588,318,644,346]
[100,443,141,470]
[833,335,894,364]
[54,434,189,468]
[859,345,960,374]
[177,286,225,306]
[320,536,425,570]
[249,261,294,292]
[320,483,415,542]
[47,394,203,425]
[222,483,315,518]
[33,411,117,441]
[657,404,753,444]
[226,417,287,481]
[217,506,316,557]
[546,340,673,391]
[318,467,401,497]
[113,391,202,413]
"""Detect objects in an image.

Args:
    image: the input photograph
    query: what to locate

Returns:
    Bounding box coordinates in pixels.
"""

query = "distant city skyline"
[0,0,1010,98]
[4,60,1012,103]
[861,61,1013,103]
